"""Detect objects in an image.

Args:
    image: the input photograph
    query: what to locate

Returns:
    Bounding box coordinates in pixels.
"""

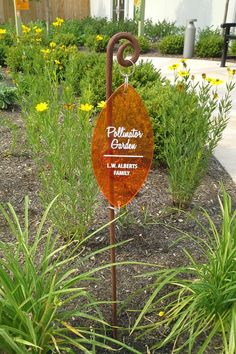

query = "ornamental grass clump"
[0,197,140,353]
[132,188,236,353]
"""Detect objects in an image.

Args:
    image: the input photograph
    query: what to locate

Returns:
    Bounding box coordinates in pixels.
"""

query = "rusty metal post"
[106,32,140,339]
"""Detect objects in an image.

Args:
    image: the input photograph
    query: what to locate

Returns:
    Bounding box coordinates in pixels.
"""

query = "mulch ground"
[1,108,236,353]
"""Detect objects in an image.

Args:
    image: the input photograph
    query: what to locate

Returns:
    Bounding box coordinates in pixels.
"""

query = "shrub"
[85,34,109,52]
[137,36,151,53]
[52,32,78,47]
[144,19,184,42]
[0,82,17,109]
[196,34,223,57]
[230,39,236,55]
[132,189,236,353]
[158,34,184,54]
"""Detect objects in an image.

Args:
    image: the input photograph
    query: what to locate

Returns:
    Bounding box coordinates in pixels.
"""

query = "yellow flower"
[227,67,236,76]
[49,41,56,48]
[0,28,7,36]
[22,24,31,33]
[97,100,106,109]
[35,102,49,112]
[207,78,224,86]
[54,59,61,65]
[158,311,165,317]
[178,70,189,77]
[212,78,224,86]
[52,21,60,27]
[35,27,43,34]
[41,48,50,55]
[96,35,103,41]
[180,58,187,63]
[56,17,64,24]
[168,63,180,70]
[79,103,93,112]
[206,77,214,84]
[52,17,64,27]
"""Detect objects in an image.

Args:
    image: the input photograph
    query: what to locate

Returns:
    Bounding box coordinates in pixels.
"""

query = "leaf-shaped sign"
[92,84,154,208]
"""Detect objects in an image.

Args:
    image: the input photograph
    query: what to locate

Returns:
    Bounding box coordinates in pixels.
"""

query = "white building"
[90,0,236,29]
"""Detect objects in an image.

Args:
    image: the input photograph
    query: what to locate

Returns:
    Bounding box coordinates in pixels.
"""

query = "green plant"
[162,65,234,207]
[14,49,98,239]
[158,34,184,54]
[196,33,223,58]
[132,188,236,353]
[0,44,7,66]
[0,196,140,353]
[85,34,109,52]
[137,36,151,53]
[0,82,17,109]
[52,32,78,46]
[144,19,184,42]
[229,40,236,55]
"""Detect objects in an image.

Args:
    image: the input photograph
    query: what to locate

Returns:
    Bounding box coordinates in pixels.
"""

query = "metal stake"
[106,32,140,339]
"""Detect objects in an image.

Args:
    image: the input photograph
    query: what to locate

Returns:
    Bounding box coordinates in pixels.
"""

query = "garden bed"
[1,108,236,353]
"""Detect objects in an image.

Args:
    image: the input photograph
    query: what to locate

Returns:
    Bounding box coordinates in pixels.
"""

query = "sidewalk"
[140,57,236,184]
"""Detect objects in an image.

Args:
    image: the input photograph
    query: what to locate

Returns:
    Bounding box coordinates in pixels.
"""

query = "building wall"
[90,0,112,19]
[144,0,236,29]
[90,0,236,29]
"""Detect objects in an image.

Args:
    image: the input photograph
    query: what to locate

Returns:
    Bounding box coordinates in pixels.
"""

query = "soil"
[1,107,236,354]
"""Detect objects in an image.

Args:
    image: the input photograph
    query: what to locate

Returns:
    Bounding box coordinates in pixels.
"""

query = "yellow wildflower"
[208,78,224,86]
[35,102,48,112]
[178,70,189,77]
[52,21,60,27]
[41,48,50,55]
[0,28,7,36]
[52,17,64,27]
[158,311,165,317]
[227,67,236,76]
[35,27,43,34]
[56,17,64,24]
[79,103,93,112]
[97,100,106,109]
[22,24,31,33]
[54,59,61,65]
[96,35,103,41]
[49,41,56,48]
[168,63,180,70]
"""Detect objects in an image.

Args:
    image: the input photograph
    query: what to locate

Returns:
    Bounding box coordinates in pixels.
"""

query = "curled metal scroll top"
[107,32,140,68]
[106,32,140,98]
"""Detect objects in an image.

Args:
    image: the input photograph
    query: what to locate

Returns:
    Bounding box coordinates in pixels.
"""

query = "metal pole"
[106,32,140,339]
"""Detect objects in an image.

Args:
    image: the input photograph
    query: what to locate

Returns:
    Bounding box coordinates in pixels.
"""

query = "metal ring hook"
[118,59,135,78]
